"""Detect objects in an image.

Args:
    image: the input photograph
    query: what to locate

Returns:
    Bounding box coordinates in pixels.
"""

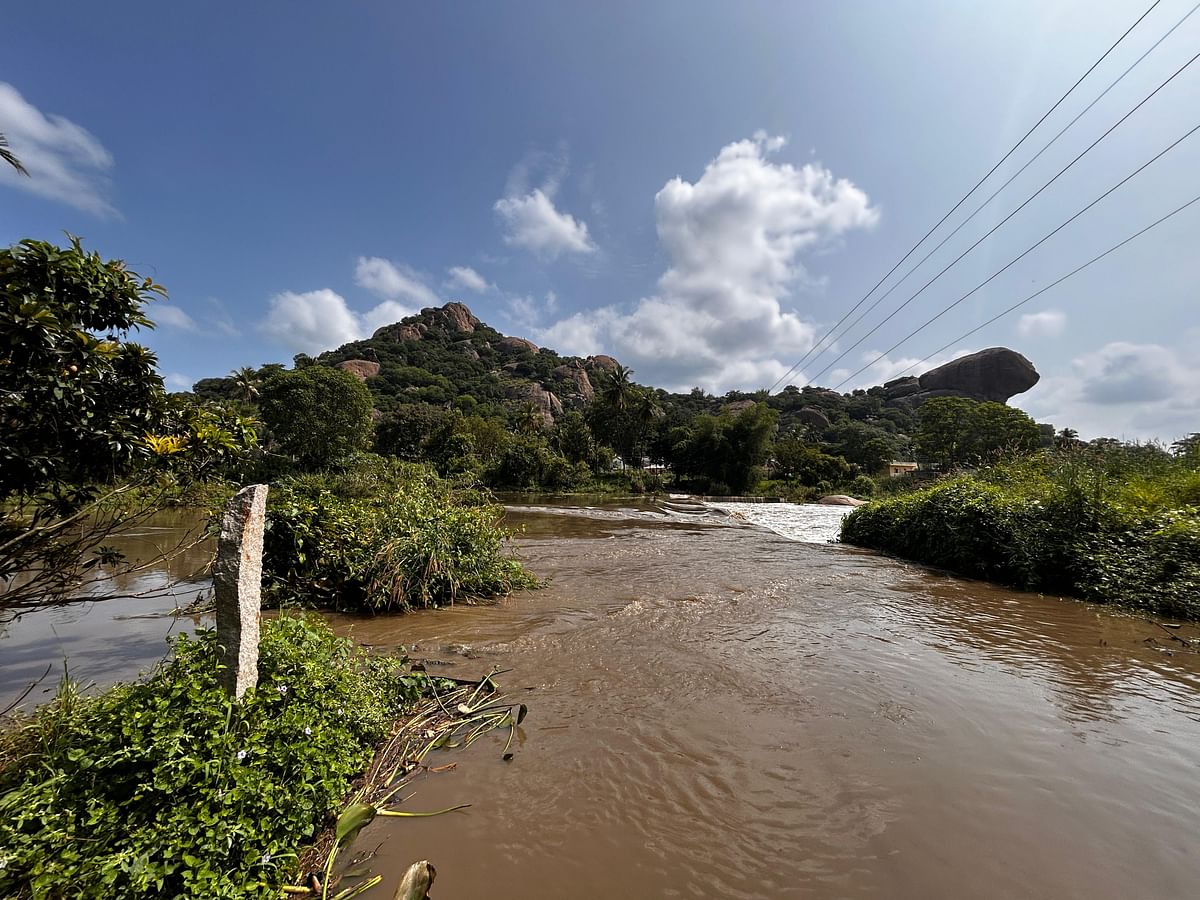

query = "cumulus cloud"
[164,373,194,392]
[153,305,198,331]
[1017,341,1200,440]
[1017,309,1066,338]
[494,152,595,259]
[0,82,116,216]
[354,257,439,307]
[260,290,364,354]
[445,265,490,293]
[536,133,878,391]
[506,291,560,329]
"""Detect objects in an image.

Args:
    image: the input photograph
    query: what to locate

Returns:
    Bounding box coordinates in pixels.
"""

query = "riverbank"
[841,454,1200,619]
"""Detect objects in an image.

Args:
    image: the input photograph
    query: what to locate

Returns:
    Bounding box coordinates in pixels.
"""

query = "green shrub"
[841,463,1200,618]
[0,617,423,899]
[264,467,536,612]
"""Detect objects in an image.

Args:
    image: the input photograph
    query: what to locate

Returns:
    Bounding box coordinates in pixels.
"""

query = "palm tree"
[601,364,635,410]
[230,366,262,403]
[1,133,29,176]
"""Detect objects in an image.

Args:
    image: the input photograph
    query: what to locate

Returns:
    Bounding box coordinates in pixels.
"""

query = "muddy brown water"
[3,498,1200,898]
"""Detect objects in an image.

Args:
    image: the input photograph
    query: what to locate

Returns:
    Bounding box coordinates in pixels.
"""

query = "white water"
[704,500,853,543]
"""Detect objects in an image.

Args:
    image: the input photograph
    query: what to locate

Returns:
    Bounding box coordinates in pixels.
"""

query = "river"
[3,497,1200,898]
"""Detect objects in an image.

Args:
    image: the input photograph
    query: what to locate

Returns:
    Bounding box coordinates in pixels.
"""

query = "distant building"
[887,461,919,477]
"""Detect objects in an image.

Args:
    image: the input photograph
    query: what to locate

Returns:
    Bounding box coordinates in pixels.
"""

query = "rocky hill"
[317,302,622,424]
[194,301,1042,443]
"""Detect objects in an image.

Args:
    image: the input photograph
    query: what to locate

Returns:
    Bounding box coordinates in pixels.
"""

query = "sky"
[2,0,1198,441]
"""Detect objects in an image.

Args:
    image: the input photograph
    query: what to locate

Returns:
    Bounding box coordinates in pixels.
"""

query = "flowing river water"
[3,497,1200,898]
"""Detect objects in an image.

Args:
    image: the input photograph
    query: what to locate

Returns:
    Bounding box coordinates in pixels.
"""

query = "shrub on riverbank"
[841,449,1200,618]
[264,458,537,612]
[0,617,423,899]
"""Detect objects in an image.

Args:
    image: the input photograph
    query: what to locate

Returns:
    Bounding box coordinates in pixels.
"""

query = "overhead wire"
[765,0,1166,394]
[794,0,1200,384]
[802,47,1200,387]
[842,192,1200,389]
[824,120,1200,389]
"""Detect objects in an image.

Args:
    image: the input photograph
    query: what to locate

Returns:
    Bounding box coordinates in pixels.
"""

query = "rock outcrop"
[818,495,868,506]
[507,383,563,425]
[884,348,1039,408]
[336,359,380,380]
[492,336,539,356]
[796,407,831,430]
[552,362,595,403]
[722,399,757,415]
[585,355,620,373]
[373,301,480,342]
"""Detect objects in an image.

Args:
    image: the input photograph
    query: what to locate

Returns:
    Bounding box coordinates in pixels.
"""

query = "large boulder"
[552,362,595,403]
[818,495,868,506]
[506,383,563,425]
[796,407,831,430]
[336,359,380,381]
[432,301,480,334]
[584,354,620,373]
[492,336,539,356]
[722,399,757,415]
[917,348,1039,403]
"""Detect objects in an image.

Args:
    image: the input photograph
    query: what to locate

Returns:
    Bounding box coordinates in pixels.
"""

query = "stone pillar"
[214,484,269,699]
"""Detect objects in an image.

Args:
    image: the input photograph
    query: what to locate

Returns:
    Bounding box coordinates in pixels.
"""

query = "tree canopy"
[258,367,373,468]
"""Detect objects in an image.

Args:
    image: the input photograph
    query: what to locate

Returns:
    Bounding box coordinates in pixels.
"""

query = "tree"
[1,133,28,176]
[773,434,851,485]
[1,238,258,612]
[826,421,897,474]
[599,364,635,410]
[230,366,262,403]
[1,237,166,502]
[671,402,777,493]
[1171,433,1200,461]
[915,397,1040,468]
[259,367,372,469]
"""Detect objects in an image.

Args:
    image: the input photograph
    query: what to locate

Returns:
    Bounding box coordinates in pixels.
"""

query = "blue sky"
[2,0,1198,440]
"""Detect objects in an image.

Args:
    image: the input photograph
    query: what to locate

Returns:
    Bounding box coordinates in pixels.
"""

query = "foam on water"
[704,500,853,543]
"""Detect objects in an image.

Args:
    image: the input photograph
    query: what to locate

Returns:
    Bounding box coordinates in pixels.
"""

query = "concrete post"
[213,484,268,699]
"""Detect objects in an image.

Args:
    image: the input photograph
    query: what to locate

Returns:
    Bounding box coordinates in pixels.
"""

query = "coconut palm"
[1,133,29,176]
[600,364,635,410]
[230,366,262,403]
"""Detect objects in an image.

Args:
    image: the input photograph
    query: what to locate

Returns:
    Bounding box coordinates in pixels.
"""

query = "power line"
[850,191,1200,390]
[765,0,1165,394]
[796,1,1200,384]
[804,47,1200,387]
[827,122,1200,390]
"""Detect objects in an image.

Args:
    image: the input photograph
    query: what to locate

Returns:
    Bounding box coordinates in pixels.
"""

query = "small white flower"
[237,750,248,760]
[304,727,312,736]
[277,684,288,695]
[261,852,272,864]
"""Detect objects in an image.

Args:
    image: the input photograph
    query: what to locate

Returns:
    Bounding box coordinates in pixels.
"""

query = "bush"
[264,465,536,612]
[841,459,1200,618]
[0,617,423,899]
[259,367,372,470]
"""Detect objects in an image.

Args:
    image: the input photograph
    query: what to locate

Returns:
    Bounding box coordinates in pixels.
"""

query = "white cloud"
[260,288,417,355]
[153,305,198,331]
[506,291,560,330]
[1017,309,1066,338]
[164,373,194,392]
[0,82,116,216]
[353,257,439,307]
[445,265,489,293]
[494,186,595,258]
[261,290,364,355]
[1017,341,1200,441]
[536,133,878,392]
